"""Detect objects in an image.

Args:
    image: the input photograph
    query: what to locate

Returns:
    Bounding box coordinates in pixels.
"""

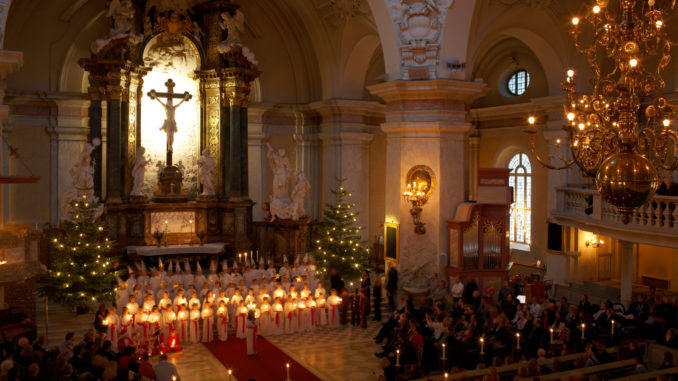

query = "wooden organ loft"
[447,168,512,287]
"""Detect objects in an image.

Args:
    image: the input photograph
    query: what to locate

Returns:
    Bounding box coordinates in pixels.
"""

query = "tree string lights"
[313,180,369,281]
[40,193,122,311]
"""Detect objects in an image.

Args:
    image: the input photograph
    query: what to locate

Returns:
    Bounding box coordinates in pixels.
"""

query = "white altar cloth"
[127,243,226,256]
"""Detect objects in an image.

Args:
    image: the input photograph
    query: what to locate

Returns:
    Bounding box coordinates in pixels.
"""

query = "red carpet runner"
[203,335,322,381]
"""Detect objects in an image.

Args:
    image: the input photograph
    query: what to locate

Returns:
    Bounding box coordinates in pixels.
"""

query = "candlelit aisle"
[204,336,321,381]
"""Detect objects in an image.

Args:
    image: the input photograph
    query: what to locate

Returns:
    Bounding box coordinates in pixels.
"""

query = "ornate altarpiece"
[79,0,259,252]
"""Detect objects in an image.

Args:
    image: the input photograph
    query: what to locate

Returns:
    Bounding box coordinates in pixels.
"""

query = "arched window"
[507,70,530,96]
[508,153,532,247]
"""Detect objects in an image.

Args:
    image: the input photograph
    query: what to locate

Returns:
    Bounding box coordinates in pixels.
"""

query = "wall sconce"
[585,235,605,248]
[402,165,435,235]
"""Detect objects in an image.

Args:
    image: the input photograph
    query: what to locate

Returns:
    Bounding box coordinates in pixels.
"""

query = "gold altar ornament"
[525,0,675,224]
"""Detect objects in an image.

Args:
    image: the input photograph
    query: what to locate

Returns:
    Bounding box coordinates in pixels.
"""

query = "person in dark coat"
[386,265,398,312]
[361,270,372,316]
[360,289,369,328]
[373,274,383,321]
[330,268,344,292]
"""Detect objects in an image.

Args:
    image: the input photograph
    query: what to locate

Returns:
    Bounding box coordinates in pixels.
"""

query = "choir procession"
[105,254,344,356]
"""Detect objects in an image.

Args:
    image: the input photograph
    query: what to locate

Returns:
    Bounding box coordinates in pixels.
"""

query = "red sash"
[311,308,315,326]
[192,320,199,335]
[141,323,148,338]
[275,312,280,326]
[205,317,212,341]
[108,324,116,339]
[221,317,228,331]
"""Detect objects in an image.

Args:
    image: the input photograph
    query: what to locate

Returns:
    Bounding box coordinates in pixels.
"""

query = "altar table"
[127,243,226,257]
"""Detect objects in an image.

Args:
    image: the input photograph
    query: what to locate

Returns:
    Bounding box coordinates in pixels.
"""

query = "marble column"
[196,71,222,196]
[368,80,487,279]
[620,240,634,308]
[0,50,22,226]
[247,107,269,221]
[105,70,127,204]
[86,75,105,199]
[313,100,381,240]
[468,136,480,201]
[294,127,319,220]
[218,62,259,203]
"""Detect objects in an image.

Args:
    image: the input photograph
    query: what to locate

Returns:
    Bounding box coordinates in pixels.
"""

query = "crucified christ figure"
[147,79,192,166]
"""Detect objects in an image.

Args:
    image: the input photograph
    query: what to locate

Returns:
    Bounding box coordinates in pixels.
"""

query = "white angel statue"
[197,149,216,196]
[130,147,152,196]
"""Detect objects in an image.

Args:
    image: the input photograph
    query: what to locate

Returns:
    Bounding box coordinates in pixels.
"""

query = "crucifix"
[147,79,192,166]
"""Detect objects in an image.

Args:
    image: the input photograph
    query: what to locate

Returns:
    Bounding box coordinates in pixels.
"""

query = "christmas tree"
[40,193,121,311]
[314,180,369,281]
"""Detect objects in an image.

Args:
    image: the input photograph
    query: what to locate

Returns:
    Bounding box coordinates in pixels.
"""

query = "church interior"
[0,0,677,380]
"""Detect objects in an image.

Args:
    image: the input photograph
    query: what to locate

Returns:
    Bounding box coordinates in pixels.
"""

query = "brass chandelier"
[525,0,676,224]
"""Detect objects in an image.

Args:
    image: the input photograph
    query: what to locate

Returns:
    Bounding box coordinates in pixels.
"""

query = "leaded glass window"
[508,153,531,246]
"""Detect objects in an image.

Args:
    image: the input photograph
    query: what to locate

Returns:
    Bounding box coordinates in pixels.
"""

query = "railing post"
[592,192,602,221]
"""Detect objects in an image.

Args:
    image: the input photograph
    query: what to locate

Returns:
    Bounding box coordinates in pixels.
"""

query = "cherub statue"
[107,0,136,37]
[219,9,245,44]
[131,147,152,196]
[197,149,216,196]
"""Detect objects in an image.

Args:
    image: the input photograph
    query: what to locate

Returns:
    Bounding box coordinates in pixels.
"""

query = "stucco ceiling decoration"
[495,0,552,8]
[313,0,371,26]
[388,0,453,80]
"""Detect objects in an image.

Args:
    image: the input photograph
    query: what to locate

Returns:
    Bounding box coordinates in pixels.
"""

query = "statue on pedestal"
[93,0,143,53]
[130,147,151,200]
[290,172,310,220]
[197,149,216,198]
[217,10,258,66]
[266,143,293,221]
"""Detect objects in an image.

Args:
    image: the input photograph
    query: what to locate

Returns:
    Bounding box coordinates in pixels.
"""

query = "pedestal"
[255,218,311,264]
[154,165,187,203]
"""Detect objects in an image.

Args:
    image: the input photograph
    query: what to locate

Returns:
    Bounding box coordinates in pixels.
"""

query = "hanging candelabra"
[525,0,677,224]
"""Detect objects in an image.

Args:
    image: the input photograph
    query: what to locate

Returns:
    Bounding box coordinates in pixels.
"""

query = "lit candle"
[550,328,554,343]
[227,369,232,381]
[480,337,485,355]
[286,363,291,381]
[611,320,615,335]
[581,323,586,339]
[103,319,108,326]
[516,332,521,349]
[442,343,446,360]
[396,349,400,367]
[172,376,176,381]
[445,373,449,380]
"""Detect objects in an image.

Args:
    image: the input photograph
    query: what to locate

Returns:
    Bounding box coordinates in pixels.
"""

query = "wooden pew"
[609,367,678,381]
[447,347,619,381]
[540,359,636,381]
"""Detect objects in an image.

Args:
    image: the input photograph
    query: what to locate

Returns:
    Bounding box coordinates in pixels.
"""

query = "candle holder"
[402,165,435,235]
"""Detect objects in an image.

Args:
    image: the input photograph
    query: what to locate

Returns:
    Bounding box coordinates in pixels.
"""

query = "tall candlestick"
[516,333,520,349]
[611,320,615,335]
[550,328,554,344]
[480,337,485,355]
[581,323,586,339]
[286,363,291,381]
[396,349,400,367]
[442,343,446,360]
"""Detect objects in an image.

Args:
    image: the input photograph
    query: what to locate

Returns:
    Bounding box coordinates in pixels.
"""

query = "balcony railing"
[554,187,678,231]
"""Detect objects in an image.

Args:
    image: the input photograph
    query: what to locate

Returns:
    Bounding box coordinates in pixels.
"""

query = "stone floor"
[35,296,389,381]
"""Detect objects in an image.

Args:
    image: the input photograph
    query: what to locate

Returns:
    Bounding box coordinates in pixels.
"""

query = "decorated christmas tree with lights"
[40,194,121,311]
[314,180,369,281]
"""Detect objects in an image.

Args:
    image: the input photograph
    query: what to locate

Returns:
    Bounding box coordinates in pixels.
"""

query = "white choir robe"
[188,297,201,310]
[173,297,187,312]
[148,313,162,342]
[283,302,296,334]
[316,299,327,326]
[150,276,162,294]
[189,310,201,343]
[162,312,176,345]
[138,275,149,289]
[246,318,257,355]
[115,289,129,315]
[220,274,231,289]
[142,301,155,314]
[195,275,207,291]
[127,278,137,291]
[307,301,317,331]
[201,307,214,343]
[176,312,189,344]
[121,314,133,338]
[296,303,308,332]
[272,304,284,335]
[216,307,229,341]
[259,304,272,336]
[207,273,219,289]
[272,289,287,302]
[225,287,236,299]
[156,289,170,302]
[137,312,149,341]
[328,296,341,327]
[235,307,248,339]
[104,314,120,346]
[315,288,326,300]
[279,267,290,279]
[182,274,194,287]
[126,303,140,332]
[229,296,243,327]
